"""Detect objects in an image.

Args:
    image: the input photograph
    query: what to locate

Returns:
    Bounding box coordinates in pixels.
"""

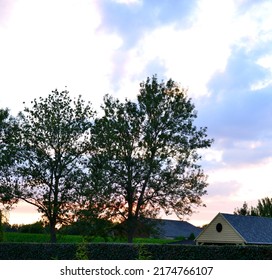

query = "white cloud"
[233,1,272,91]
[231,1,272,49]
[112,0,238,99]
[2,0,272,112]
[208,158,272,200]
[201,149,224,163]
[112,0,142,5]
[250,54,272,90]
[0,0,123,113]
[250,79,272,91]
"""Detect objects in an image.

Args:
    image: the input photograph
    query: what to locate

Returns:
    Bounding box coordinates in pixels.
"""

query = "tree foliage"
[0,108,10,206]
[1,76,213,243]
[234,201,253,216]
[234,197,272,217]
[3,90,94,242]
[88,76,213,242]
[0,108,19,208]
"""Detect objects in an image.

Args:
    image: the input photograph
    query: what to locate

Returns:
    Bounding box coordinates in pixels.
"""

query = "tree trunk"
[49,221,57,243]
[127,216,137,243]
[0,210,3,242]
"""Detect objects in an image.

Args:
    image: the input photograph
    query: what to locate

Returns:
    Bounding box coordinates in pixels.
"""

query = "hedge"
[1,243,272,260]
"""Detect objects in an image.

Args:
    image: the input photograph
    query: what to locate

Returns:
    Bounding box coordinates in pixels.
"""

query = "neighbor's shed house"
[195,213,272,245]
[152,219,202,240]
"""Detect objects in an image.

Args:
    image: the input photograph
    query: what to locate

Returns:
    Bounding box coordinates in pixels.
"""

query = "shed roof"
[150,219,202,239]
[221,213,272,244]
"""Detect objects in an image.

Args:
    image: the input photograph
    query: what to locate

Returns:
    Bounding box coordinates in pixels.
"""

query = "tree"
[0,108,19,208]
[255,197,272,217]
[234,201,253,216]
[88,75,213,242]
[234,197,272,217]
[5,90,94,242]
[0,108,10,207]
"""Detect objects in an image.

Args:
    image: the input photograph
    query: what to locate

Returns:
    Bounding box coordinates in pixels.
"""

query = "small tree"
[6,90,95,242]
[234,197,272,217]
[88,75,213,242]
[234,201,253,216]
[255,197,272,217]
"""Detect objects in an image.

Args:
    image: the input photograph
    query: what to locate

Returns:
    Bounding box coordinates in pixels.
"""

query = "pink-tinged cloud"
[8,202,42,225]
[0,0,14,24]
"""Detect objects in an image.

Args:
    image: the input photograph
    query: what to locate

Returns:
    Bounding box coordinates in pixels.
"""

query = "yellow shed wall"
[196,214,244,244]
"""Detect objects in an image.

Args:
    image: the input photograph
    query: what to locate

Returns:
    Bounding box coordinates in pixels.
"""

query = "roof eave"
[246,242,272,245]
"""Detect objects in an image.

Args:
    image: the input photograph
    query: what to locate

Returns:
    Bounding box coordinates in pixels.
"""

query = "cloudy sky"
[1,0,272,226]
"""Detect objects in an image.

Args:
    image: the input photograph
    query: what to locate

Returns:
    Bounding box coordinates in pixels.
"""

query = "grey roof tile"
[150,219,202,238]
[222,213,272,244]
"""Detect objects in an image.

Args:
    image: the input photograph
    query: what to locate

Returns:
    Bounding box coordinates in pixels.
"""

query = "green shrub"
[4,232,51,243]
[75,242,89,260]
[1,243,272,260]
[19,221,47,234]
[188,233,195,240]
[174,236,185,241]
[4,232,84,243]
[137,244,152,260]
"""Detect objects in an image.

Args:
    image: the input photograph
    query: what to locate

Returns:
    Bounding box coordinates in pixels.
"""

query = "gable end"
[196,213,245,245]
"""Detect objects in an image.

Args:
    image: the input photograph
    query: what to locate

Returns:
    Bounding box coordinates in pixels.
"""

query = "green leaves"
[89,75,213,242]
[1,90,95,242]
[234,197,272,217]
[0,108,20,208]
[1,76,213,243]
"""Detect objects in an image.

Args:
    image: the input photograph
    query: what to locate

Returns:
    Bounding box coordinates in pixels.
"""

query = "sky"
[1,0,272,227]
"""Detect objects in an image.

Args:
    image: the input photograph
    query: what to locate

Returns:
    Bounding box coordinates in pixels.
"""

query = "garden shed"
[195,213,272,245]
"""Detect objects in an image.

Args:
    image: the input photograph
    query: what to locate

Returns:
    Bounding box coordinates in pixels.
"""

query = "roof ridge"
[221,213,272,220]
[145,218,190,223]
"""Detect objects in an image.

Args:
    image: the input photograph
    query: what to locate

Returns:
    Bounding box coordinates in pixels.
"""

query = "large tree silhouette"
[5,90,94,242]
[88,75,213,242]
